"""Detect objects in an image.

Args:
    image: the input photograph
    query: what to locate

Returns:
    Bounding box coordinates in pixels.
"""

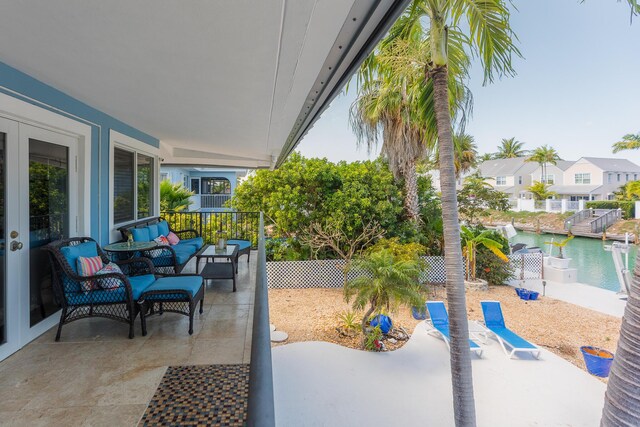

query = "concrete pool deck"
[273,322,606,427]
[513,278,626,317]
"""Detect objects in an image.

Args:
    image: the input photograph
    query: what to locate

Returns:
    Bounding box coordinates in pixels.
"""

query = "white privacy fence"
[266,253,543,289]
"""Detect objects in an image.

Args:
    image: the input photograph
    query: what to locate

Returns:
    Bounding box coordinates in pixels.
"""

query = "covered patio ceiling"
[0,0,409,169]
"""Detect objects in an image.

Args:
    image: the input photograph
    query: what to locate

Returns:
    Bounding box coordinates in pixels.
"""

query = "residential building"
[475,157,640,203]
[161,166,249,210]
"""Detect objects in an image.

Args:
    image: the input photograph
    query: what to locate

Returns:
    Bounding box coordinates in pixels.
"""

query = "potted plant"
[461,226,510,290]
[545,235,574,269]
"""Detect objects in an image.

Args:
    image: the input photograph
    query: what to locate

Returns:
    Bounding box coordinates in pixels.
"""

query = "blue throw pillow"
[131,227,150,242]
[147,224,160,240]
[157,220,170,236]
[60,241,99,274]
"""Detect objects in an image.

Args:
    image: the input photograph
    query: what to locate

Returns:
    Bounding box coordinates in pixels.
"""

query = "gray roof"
[548,184,602,194]
[580,157,640,172]
[477,158,536,177]
[554,160,574,171]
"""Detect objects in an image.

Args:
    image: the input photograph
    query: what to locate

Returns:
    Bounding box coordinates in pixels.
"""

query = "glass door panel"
[0,133,5,345]
[28,139,69,327]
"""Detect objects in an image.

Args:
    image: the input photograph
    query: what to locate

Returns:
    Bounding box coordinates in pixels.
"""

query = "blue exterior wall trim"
[0,61,159,244]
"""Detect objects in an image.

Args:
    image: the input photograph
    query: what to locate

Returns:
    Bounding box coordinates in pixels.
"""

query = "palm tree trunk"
[431,64,477,426]
[601,255,640,425]
[404,159,420,222]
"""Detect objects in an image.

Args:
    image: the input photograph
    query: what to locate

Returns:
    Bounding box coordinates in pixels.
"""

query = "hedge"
[585,201,635,219]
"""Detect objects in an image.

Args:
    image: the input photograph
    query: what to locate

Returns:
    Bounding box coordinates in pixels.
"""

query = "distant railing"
[567,201,580,211]
[549,200,562,212]
[160,210,260,248]
[199,194,231,209]
[534,200,546,210]
[246,213,275,426]
[590,209,622,233]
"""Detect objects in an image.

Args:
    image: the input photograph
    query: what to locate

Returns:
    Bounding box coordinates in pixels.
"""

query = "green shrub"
[585,201,635,219]
[473,228,514,285]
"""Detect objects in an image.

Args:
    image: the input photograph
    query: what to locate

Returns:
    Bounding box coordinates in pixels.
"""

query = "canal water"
[513,232,637,292]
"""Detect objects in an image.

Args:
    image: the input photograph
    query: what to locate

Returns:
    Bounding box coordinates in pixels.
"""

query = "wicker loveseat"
[118,217,203,274]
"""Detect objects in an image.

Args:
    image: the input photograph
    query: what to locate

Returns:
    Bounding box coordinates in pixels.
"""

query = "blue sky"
[297,0,640,164]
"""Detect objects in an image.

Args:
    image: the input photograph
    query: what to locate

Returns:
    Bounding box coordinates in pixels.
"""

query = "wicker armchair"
[44,237,156,341]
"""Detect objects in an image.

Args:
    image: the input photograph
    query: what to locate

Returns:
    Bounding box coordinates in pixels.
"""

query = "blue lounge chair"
[480,301,541,359]
[425,301,483,357]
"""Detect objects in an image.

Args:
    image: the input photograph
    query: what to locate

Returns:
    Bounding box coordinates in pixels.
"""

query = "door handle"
[10,241,23,251]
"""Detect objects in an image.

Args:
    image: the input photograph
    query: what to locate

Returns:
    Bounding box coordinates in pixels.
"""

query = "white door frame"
[0,116,20,361]
[0,93,91,359]
[18,124,79,343]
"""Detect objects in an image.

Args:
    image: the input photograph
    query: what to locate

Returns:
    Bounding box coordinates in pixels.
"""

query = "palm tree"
[344,249,424,337]
[478,153,494,163]
[526,145,561,184]
[611,133,640,153]
[432,132,478,177]
[350,9,472,223]
[495,137,527,158]
[526,181,557,201]
[460,226,509,282]
[160,180,194,211]
[385,2,520,424]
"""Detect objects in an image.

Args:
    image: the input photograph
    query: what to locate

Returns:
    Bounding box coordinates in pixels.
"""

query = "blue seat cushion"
[180,237,204,250]
[157,220,170,236]
[147,224,160,240]
[172,245,196,264]
[66,273,155,304]
[227,239,251,250]
[142,276,203,300]
[60,242,99,274]
[488,326,537,350]
[131,227,150,242]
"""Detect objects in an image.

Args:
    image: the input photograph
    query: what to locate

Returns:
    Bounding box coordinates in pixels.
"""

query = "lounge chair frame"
[480,300,542,359]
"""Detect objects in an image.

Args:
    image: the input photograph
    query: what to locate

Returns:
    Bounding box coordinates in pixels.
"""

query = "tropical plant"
[544,235,574,259]
[614,181,640,201]
[526,145,561,184]
[475,229,514,286]
[366,237,426,261]
[433,132,478,177]
[460,226,509,282]
[457,173,511,224]
[363,325,384,351]
[382,2,520,422]
[344,249,424,338]
[160,179,194,211]
[337,310,360,333]
[611,132,640,153]
[495,137,528,159]
[478,153,494,163]
[527,181,557,201]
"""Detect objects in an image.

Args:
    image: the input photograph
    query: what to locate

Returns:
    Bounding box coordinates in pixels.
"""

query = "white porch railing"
[198,194,232,209]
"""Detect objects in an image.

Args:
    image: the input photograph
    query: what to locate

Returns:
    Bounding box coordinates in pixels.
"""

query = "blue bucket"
[411,306,427,320]
[581,346,614,377]
[370,314,393,334]
[519,290,531,300]
[528,291,540,301]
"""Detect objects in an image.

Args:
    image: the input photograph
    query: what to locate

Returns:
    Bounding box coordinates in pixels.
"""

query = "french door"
[0,116,78,360]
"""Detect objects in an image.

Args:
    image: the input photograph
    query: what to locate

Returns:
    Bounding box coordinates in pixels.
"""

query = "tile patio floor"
[0,253,256,426]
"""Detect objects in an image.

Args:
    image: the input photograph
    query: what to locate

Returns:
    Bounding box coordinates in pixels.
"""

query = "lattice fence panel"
[267,253,541,289]
[509,252,544,280]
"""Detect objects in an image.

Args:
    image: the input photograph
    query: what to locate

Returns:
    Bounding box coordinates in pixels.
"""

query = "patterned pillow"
[154,235,169,246]
[95,263,124,290]
[167,231,180,245]
[77,256,104,292]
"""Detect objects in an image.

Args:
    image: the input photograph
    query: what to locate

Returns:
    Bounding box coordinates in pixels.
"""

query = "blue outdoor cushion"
[157,220,170,236]
[180,237,204,250]
[147,224,160,240]
[131,227,150,242]
[60,241,99,274]
[227,239,251,250]
[66,273,155,304]
[172,245,196,264]
[142,275,203,300]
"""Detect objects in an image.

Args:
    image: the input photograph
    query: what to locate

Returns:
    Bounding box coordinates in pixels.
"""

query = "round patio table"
[103,241,157,261]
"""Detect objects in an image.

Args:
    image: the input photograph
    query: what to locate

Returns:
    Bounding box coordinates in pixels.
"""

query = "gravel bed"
[269,286,621,378]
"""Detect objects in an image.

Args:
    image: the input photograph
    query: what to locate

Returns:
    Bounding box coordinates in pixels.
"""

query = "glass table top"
[199,244,238,257]
[103,241,158,252]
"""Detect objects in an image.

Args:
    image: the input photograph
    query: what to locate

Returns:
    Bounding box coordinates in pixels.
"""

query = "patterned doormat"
[139,364,250,426]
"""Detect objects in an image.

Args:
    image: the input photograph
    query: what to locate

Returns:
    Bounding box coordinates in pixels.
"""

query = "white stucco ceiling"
[0,0,408,168]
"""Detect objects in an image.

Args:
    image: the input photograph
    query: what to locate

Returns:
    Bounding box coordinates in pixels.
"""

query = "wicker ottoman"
[138,275,204,335]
